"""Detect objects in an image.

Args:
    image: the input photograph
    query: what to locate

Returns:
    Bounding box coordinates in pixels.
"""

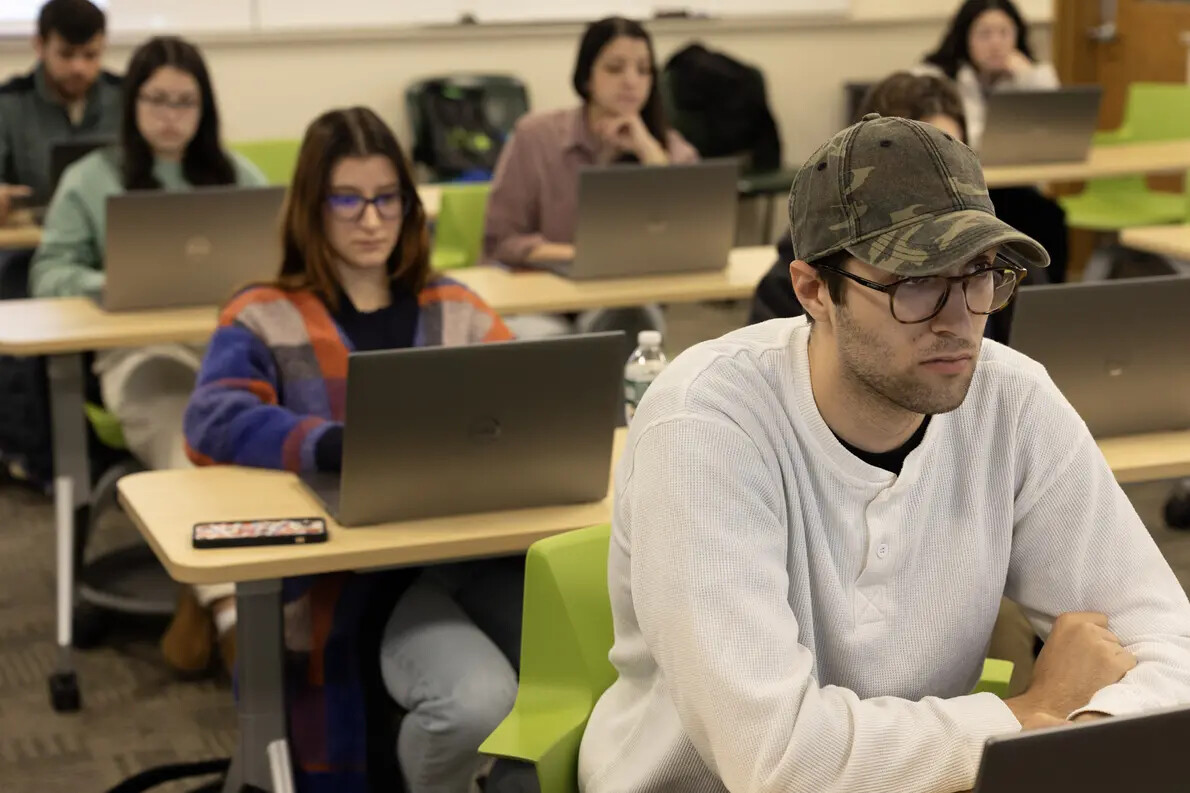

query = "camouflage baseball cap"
[788,113,1049,276]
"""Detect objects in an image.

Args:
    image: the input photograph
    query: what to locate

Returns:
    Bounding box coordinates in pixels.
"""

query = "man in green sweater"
[0,0,121,222]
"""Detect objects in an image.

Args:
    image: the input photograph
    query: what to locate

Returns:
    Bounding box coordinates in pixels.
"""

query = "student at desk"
[0,0,121,222]
[919,0,1068,282]
[184,107,520,793]
[28,36,265,673]
[483,15,698,340]
[579,115,1190,793]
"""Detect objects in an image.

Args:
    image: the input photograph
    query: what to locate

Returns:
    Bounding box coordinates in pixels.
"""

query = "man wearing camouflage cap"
[578,114,1190,793]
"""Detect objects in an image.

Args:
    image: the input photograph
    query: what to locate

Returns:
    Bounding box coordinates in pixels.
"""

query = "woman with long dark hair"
[29,35,266,673]
[920,0,1067,282]
[483,15,697,268]
[921,0,1058,149]
[185,107,519,793]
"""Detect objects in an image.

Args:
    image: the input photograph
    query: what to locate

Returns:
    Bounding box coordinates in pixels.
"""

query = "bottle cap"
[638,330,662,347]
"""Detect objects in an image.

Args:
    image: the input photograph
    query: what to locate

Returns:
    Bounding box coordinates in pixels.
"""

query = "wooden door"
[1054,0,1190,130]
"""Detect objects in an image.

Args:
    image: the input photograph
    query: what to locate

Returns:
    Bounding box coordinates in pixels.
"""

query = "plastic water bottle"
[624,330,668,425]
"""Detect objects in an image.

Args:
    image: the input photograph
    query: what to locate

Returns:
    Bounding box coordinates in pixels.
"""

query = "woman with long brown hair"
[184,106,520,793]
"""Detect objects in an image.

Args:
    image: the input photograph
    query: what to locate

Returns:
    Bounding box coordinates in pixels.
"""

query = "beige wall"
[0,3,1052,165]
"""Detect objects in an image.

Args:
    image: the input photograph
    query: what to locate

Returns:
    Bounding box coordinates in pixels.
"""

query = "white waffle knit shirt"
[577,317,1190,793]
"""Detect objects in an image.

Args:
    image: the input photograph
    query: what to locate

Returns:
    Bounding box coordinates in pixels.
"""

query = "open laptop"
[980,86,1103,167]
[549,159,738,280]
[300,332,624,526]
[101,186,285,311]
[1008,275,1190,437]
[972,703,1190,792]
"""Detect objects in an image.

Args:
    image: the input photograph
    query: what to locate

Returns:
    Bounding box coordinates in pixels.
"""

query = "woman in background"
[185,106,519,793]
[483,15,698,344]
[28,35,266,674]
[921,0,1067,281]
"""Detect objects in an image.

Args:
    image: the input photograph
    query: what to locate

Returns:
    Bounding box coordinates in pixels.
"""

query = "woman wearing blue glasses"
[184,106,520,793]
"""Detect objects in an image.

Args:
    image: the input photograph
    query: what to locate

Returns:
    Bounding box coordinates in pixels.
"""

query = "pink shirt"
[482,106,700,265]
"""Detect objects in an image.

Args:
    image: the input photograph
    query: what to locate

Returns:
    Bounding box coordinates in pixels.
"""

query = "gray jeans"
[379,557,524,793]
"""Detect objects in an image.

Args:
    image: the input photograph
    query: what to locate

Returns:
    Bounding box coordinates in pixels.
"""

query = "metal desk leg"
[224,579,288,793]
[46,353,91,713]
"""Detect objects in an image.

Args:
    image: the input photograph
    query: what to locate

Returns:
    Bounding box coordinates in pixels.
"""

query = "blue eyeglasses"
[327,190,406,223]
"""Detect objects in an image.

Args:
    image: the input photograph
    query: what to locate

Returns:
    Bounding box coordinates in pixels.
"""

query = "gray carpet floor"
[1,301,1186,793]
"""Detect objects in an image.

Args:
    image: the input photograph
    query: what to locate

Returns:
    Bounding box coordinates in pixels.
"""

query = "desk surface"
[0,246,777,356]
[120,428,1189,585]
[452,245,776,315]
[983,140,1190,187]
[0,211,41,249]
[1120,223,1190,261]
[119,429,626,585]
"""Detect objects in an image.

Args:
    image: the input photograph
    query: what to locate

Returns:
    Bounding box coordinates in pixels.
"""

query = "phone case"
[192,517,328,549]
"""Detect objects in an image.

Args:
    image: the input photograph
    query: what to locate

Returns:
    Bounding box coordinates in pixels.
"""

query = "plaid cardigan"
[183,277,513,793]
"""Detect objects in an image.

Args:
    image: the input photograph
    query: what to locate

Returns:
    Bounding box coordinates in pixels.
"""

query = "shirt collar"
[565,106,600,157]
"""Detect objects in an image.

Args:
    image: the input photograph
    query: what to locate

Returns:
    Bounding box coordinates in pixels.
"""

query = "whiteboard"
[257,0,460,29]
[0,0,109,36]
[106,0,254,34]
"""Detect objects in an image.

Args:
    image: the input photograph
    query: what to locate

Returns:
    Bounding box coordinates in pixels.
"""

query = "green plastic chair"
[229,139,301,186]
[430,182,491,270]
[84,402,127,450]
[1060,83,1190,231]
[481,524,1015,793]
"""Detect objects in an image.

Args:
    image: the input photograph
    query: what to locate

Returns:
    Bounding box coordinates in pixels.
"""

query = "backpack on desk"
[412,82,508,181]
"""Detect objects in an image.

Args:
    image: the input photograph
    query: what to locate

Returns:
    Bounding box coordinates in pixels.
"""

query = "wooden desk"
[0,210,41,249]
[452,245,776,315]
[118,428,624,791]
[118,429,625,586]
[983,140,1190,187]
[1098,431,1190,485]
[1120,223,1190,261]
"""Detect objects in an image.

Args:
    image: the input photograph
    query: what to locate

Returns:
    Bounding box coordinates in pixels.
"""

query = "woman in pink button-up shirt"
[484,16,699,267]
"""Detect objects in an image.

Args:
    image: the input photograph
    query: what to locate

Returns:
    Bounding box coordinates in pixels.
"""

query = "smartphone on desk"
[192,517,328,549]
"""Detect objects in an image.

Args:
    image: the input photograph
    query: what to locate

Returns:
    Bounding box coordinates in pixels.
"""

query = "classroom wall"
[0,1,1052,166]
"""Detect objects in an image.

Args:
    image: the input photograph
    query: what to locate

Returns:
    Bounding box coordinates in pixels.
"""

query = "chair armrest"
[974,658,1015,699]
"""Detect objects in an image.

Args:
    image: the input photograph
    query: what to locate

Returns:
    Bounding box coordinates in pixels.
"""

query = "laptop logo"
[468,416,502,444]
[646,220,668,235]
[184,236,213,261]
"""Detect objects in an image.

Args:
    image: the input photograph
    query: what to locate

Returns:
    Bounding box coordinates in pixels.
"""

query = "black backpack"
[662,44,782,173]
[407,76,529,181]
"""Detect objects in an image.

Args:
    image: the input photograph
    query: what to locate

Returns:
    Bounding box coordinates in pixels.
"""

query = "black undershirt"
[833,415,932,476]
[313,283,420,471]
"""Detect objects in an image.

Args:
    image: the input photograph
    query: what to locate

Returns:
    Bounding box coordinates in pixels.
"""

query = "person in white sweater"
[577,113,1190,793]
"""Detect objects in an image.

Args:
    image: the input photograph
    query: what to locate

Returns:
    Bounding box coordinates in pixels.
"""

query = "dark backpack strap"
[102,758,230,793]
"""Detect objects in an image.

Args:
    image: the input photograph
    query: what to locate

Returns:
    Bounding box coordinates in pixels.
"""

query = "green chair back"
[84,402,127,450]
[480,524,615,793]
[230,139,301,186]
[430,182,491,270]
[1096,82,1190,145]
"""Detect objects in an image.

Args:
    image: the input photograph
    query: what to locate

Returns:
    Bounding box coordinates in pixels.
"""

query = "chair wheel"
[49,671,81,712]
[72,604,110,649]
[1165,482,1190,530]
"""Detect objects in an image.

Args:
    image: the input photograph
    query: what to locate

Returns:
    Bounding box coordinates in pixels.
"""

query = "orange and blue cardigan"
[183,276,513,793]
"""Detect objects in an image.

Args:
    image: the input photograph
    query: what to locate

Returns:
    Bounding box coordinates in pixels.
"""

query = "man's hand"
[1004,49,1034,77]
[1004,612,1136,729]
[0,184,33,225]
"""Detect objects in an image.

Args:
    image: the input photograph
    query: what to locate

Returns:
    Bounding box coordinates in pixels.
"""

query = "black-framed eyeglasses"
[137,93,201,113]
[326,190,408,223]
[816,255,1027,324]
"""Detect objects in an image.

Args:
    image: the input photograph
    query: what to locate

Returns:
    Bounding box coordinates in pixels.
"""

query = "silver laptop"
[980,86,1103,167]
[973,704,1190,792]
[102,186,285,311]
[1008,275,1190,437]
[300,332,624,526]
[551,159,738,280]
